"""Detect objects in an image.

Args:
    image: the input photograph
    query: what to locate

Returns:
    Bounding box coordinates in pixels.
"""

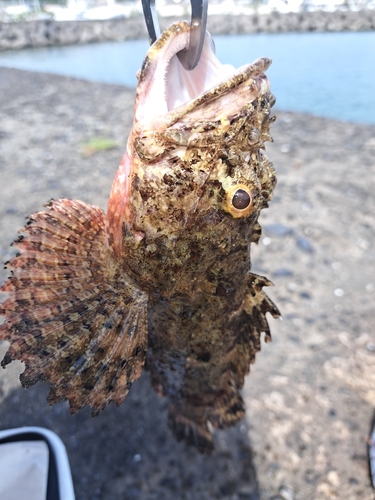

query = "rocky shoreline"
[0,9,375,51]
[0,67,374,500]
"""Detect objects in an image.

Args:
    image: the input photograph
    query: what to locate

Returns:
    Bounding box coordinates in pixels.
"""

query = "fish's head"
[107,22,277,259]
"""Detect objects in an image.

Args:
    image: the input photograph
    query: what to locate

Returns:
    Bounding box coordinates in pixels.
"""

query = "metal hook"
[141,0,208,71]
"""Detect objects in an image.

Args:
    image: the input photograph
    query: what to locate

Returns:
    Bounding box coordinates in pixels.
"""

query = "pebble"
[278,485,294,500]
[273,268,294,277]
[69,434,78,448]
[280,144,291,153]
[327,470,340,487]
[271,485,294,500]
[5,207,17,215]
[357,238,369,249]
[262,237,272,246]
[265,223,294,237]
[287,282,298,291]
[296,237,313,253]
[124,486,141,500]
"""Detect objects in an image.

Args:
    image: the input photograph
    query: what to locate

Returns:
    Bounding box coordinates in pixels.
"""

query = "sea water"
[0,31,373,124]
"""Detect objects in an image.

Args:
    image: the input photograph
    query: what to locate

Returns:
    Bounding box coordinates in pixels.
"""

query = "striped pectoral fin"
[244,273,281,343]
[0,199,148,415]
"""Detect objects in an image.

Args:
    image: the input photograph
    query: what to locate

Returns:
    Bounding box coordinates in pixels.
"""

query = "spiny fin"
[244,273,281,343]
[0,199,148,415]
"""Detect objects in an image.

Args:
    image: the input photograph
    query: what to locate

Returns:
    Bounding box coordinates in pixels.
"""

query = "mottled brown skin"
[0,22,279,453]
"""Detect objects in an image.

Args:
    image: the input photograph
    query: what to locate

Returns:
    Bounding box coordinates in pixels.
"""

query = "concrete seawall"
[0,9,374,51]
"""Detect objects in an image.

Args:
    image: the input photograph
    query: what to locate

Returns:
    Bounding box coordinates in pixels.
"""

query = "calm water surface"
[0,31,374,124]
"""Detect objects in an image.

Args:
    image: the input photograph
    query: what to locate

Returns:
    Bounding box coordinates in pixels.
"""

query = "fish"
[0,21,280,453]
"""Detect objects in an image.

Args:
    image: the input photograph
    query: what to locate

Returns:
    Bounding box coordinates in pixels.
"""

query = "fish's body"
[0,22,279,452]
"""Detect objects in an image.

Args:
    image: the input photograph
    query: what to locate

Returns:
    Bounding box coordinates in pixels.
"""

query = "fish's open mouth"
[132,22,273,165]
[135,23,271,130]
[135,22,257,122]
[163,29,235,112]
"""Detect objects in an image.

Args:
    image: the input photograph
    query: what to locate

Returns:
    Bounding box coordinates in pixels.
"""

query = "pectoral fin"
[0,199,148,415]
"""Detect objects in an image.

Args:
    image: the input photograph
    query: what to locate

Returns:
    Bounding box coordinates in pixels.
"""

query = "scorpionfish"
[0,22,280,453]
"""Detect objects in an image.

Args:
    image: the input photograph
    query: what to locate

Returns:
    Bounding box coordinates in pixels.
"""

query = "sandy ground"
[0,67,374,500]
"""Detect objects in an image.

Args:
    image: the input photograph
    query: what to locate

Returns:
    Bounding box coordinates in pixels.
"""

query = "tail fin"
[0,199,148,415]
[168,404,215,454]
[208,375,245,430]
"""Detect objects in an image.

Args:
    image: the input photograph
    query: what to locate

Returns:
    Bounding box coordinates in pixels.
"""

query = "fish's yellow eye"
[225,184,254,218]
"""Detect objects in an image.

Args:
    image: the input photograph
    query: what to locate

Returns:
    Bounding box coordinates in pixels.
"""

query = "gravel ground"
[0,67,374,500]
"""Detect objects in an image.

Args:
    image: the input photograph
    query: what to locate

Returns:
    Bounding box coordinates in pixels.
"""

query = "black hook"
[141,0,208,71]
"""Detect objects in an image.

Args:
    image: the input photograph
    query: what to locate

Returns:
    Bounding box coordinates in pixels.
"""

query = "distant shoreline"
[0,9,374,51]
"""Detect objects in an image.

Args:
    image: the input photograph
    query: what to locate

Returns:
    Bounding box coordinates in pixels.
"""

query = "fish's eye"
[225,184,255,218]
[232,189,251,210]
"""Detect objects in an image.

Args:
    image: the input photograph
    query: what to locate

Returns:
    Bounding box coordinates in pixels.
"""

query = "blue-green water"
[0,31,374,124]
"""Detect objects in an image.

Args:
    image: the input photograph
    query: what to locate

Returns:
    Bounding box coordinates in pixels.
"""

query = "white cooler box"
[0,427,75,500]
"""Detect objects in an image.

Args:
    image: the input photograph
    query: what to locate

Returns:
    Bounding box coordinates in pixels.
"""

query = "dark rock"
[265,223,294,237]
[273,268,294,277]
[123,486,142,500]
[296,237,313,253]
